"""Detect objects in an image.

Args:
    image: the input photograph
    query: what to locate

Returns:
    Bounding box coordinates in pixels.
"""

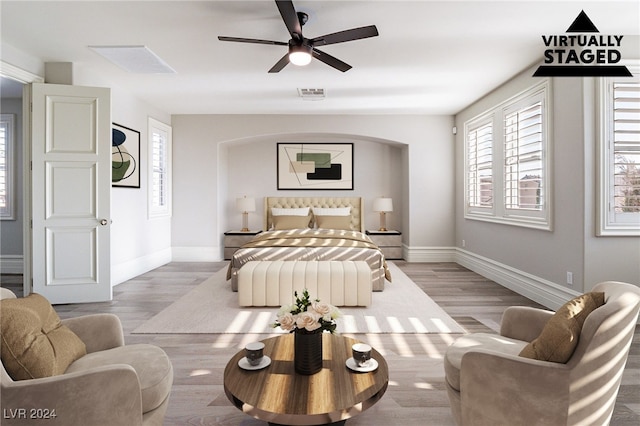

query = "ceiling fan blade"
[312,48,352,72]
[311,25,379,46]
[275,0,302,40]
[218,36,288,46]
[268,54,290,73]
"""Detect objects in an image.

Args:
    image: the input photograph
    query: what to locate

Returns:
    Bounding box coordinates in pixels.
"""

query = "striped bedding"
[226,228,391,291]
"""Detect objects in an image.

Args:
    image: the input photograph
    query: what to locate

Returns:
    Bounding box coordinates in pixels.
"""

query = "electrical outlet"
[566,271,573,285]
[462,239,466,248]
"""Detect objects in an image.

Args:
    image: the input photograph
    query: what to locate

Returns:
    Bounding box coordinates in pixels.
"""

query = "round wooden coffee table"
[224,333,389,426]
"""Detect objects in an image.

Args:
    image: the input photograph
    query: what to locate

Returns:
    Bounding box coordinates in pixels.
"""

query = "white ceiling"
[1,1,638,115]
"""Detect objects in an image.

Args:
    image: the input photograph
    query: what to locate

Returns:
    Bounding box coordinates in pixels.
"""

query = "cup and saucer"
[346,357,378,372]
[346,343,378,372]
[238,355,271,370]
[238,341,271,370]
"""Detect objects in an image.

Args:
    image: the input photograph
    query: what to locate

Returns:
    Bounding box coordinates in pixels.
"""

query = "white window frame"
[0,113,15,220]
[464,79,552,230]
[597,64,640,236]
[148,117,172,218]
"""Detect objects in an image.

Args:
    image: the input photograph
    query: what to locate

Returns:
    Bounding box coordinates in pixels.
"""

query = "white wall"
[582,77,640,290]
[72,65,173,284]
[455,65,640,306]
[0,48,174,285]
[223,137,404,232]
[171,114,455,262]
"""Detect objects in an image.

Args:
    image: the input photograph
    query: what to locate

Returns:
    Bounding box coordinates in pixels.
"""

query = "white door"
[30,83,111,304]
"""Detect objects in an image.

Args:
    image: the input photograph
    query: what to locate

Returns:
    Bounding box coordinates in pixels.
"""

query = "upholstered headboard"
[264,197,364,232]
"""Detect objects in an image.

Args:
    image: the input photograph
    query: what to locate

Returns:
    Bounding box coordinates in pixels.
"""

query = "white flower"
[311,301,341,322]
[277,312,296,331]
[273,289,340,333]
[330,306,342,320]
[278,304,293,315]
[311,301,332,317]
[296,311,322,332]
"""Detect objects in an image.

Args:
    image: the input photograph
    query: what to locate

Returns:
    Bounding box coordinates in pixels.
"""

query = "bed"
[226,197,391,291]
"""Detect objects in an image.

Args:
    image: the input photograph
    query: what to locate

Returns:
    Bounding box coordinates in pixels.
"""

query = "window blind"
[151,131,167,208]
[612,81,640,214]
[0,114,14,218]
[467,122,493,208]
[0,121,7,211]
[504,101,543,211]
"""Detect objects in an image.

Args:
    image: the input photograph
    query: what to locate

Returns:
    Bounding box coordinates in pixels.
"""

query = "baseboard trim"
[455,249,578,310]
[0,255,24,274]
[171,246,220,262]
[404,246,457,262]
[111,248,172,286]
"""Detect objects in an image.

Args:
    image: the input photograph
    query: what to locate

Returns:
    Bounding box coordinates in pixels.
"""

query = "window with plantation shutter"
[598,69,640,235]
[464,80,551,229]
[148,118,172,218]
[152,133,166,206]
[0,114,15,220]
[504,101,544,211]
[467,120,493,210]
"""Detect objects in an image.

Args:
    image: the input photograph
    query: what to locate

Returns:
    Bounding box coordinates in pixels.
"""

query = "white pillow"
[271,207,310,216]
[312,207,351,216]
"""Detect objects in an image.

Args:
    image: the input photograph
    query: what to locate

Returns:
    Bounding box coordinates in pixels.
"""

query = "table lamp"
[236,196,256,232]
[372,197,393,231]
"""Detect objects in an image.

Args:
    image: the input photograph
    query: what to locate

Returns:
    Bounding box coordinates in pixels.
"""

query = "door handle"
[100,219,108,226]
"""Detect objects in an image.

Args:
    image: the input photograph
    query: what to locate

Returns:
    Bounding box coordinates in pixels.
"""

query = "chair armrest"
[500,306,554,342]
[460,349,570,425]
[62,314,125,353]
[1,365,143,426]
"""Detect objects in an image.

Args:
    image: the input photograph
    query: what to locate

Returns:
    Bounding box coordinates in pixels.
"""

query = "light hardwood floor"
[2,262,638,425]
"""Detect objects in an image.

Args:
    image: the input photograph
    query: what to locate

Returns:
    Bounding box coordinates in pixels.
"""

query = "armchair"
[444,281,640,426]
[0,288,173,425]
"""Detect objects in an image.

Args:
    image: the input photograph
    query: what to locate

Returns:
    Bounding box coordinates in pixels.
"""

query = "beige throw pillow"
[315,215,352,230]
[272,214,312,230]
[519,292,605,363]
[0,293,87,380]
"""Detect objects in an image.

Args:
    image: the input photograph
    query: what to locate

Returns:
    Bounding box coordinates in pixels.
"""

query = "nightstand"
[366,230,403,260]
[224,230,262,260]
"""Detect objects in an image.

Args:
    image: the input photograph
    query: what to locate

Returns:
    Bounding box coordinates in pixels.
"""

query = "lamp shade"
[372,197,393,212]
[236,197,255,213]
[289,44,313,66]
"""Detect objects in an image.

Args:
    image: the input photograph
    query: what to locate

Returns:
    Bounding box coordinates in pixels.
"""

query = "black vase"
[294,329,323,375]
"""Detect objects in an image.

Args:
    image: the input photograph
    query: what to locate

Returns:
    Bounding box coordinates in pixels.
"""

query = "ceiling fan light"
[289,44,312,66]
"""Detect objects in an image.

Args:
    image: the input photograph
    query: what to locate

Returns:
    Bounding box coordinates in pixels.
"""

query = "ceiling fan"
[218,0,379,73]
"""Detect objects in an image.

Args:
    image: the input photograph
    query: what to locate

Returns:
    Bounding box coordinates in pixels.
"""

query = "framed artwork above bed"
[277,143,353,190]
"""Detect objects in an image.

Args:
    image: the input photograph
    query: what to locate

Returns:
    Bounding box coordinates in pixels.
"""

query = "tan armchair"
[0,288,173,425]
[444,281,640,426]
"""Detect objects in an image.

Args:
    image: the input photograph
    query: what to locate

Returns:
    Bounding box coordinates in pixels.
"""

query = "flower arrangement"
[273,289,342,334]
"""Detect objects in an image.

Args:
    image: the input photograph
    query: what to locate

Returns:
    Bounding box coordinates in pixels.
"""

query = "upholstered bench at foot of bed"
[238,260,372,307]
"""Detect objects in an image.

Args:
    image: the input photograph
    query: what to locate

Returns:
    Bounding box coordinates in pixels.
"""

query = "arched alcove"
[217,132,408,234]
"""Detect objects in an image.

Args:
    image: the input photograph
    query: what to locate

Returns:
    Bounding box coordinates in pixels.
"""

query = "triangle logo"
[533,10,631,77]
[566,10,599,33]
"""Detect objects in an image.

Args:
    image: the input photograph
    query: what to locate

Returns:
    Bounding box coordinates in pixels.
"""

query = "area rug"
[132,262,464,334]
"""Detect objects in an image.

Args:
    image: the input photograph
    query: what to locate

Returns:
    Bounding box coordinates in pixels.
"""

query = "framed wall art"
[277,143,354,190]
[112,123,140,188]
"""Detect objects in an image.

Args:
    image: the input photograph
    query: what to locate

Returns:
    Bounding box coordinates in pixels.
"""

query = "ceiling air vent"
[89,45,176,74]
[298,88,325,100]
